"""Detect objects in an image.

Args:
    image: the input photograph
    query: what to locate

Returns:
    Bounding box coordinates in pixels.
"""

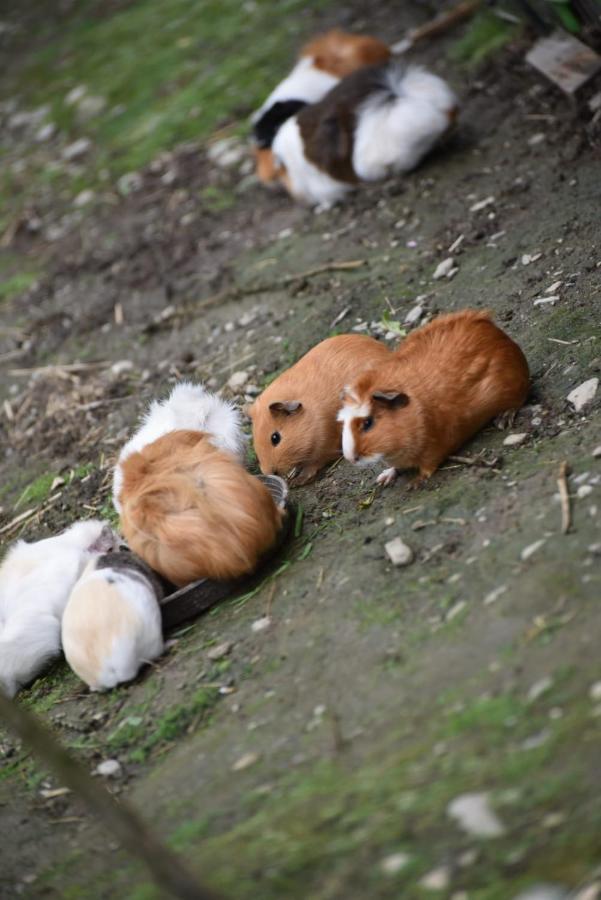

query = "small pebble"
[432,258,455,280]
[251,616,271,633]
[110,360,134,376]
[232,752,259,772]
[527,676,553,703]
[379,852,411,875]
[404,304,424,326]
[448,792,506,838]
[503,433,527,447]
[483,585,507,605]
[470,195,495,212]
[207,641,232,661]
[577,485,593,499]
[592,445,601,459]
[227,370,249,390]
[385,537,414,567]
[512,885,568,900]
[94,759,122,778]
[521,539,545,561]
[573,883,601,900]
[589,681,601,702]
[74,189,95,207]
[567,378,598,412]
[420,866,451,891]
[62,137,92,161]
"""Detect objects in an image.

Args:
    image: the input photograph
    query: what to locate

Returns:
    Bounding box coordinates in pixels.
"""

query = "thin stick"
[9,361,110,377]
[557,460,571,535]
[0,690,223,900]
[447,454,500,469]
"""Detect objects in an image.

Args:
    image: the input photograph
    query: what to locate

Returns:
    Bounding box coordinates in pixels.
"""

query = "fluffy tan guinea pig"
[338,309,530,487]
[249,334,391,484]
[119,430,284,586]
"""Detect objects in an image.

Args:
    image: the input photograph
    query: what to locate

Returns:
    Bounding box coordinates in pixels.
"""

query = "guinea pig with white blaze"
[113,381,246,514]
[119,429,284,586]
[0,519,119,697]
[252,29,390,183]
[249,334,391,484]
[270,63,458,207]
[338,310,529,487]
[62,551,165,691]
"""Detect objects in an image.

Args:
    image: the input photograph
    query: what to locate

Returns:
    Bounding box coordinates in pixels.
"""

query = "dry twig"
[557,460,571,534]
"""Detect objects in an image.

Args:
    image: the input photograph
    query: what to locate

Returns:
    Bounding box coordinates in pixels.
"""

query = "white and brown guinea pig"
[249,334,391,485]
[118,429,284,587]
[62,551,165,692]
[113,381,246,515]
[252,29,390,183]
[270,63,458,207]
[338,310,529,487]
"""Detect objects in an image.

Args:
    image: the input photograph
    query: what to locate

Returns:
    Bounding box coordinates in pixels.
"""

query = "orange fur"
[300,29,391,77]
[119,430,283,586]
[255,147,281,184]
[344,310,529,479]
[250,334,391,484]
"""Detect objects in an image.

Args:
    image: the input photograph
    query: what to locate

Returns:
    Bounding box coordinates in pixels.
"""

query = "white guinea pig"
[62,551,165,691]
[0,519,119,697]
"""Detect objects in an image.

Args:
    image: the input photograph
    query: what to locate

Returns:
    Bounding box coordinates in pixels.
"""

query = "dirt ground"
[1,3,600,898]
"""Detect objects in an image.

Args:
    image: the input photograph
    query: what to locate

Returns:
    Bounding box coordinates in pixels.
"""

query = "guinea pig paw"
[289,464,320,486]
[494,409,518,430]
[376,467,398,487]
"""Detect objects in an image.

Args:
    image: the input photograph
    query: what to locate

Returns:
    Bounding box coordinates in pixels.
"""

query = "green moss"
[14,472,57,509]
[0,271,38,301]
[450,10,518,66]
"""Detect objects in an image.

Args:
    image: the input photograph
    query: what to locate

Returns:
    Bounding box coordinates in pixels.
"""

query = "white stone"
[577,485,594,499]
[592,445,601,459]
[385,537,414,567]
[573,883,601,900]
[589,681,601,701]
[446,601,467,621]
[65,84,87,106]
[420,866,451,891]
[94,759,122,777]
[503,433,527,447]
[73,189,95,207]
[232,752,259,771]
[35,122,56,142]
[512,885,568,900]
[76,94,106,121]
[227,370,249,390]
[110,360,134,376]
[447,792,506,838]
[251,616,271,633]
[567,378,598,412]
[483,585,507,605]
[117,171,143,195]
[207,641,232,661]
[62,137,92,161]
[527,676,553,702]
[379,852,411,875]
[470,195,495,212]
[432,258,455,280]
[207,137,246,168]
[521,539,546,561]
[404,304,424,325]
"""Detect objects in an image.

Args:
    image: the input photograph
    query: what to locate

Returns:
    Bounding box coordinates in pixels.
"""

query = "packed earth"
[0,2,600,898]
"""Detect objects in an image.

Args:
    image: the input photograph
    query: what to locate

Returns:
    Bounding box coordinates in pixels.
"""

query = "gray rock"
[567,378,598,412]
[62,137,92,161]
[512,885,568,900]
[433,258,455,280]
[379,851,411,875]
[447,792,506,838]
[503,433,527,447]
[420,866,451,891]
[117,171,143,195]
[385,537,414,567]
[94,759,122,777]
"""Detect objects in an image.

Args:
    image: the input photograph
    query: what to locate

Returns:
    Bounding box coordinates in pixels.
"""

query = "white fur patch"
[112,381,246,512]
[353,66,457,181]
[252,57,338,125]
[272,117,353,207]
[337,402,371,462]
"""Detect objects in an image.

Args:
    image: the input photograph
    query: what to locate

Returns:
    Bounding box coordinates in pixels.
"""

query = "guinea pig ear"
[372,391,409,409]
[269,400,303,417]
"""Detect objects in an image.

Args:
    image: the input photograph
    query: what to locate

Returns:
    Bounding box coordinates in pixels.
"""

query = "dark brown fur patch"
[297,65,390,184]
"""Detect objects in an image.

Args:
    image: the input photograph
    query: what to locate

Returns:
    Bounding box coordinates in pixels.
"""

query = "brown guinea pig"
[338,310,529,487]
[119,430,283,587]
[249,334,391,484]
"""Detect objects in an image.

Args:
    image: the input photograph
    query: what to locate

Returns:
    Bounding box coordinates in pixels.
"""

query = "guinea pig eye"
[362,416,374,433]
[271,431,281,446]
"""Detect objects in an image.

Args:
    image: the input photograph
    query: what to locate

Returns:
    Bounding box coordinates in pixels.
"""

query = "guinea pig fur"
[0,519,119,697]
[252,29,390,183]
[62,551,165,692]
[338,310,529,487]
[113,381,245,514]
[249,333,391,485]
[271,63,457,207]
[119,429,284,587]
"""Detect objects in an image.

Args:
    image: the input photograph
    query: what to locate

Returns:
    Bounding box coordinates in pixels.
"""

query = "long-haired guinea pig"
[113,381,246,514]
[0,519,119,697]
[252,29,390,183]
[249,334,391,485]
[270,63,457,207]
[62,551,165,691]
[119,429,284,586]
[338,310,529,487]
